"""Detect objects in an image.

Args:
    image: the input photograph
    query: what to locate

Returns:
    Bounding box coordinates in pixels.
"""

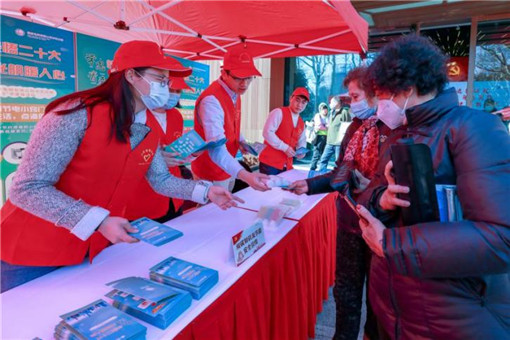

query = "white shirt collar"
[218,77,238,103]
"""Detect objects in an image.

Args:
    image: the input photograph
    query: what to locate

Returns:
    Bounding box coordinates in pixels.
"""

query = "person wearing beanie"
[309,101,330,170]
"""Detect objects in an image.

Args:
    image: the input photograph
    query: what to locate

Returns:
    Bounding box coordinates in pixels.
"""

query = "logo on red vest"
[140,148,154,164]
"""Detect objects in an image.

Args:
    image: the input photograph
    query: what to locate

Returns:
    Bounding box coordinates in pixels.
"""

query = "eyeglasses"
[227,71,254,83]
[136,71,171,88]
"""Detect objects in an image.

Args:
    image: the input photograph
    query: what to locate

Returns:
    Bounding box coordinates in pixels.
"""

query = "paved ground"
[294,156,367,340]
[313,287,366,340]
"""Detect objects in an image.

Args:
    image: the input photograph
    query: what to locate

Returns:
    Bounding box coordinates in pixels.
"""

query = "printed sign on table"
[231,221,266,266]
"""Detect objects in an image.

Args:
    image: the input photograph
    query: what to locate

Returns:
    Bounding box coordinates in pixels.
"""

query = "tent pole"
[66,0,115,24]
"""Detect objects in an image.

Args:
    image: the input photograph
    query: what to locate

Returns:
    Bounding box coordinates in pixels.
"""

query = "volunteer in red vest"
[125,67,195,223]
[191,46,270,192]
[0,40,242,293]
[258,87,309,175]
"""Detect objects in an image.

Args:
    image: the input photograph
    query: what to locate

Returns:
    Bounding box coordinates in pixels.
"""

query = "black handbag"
[390,139,439,226]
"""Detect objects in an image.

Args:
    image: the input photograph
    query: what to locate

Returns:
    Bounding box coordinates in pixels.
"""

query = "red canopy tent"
[0,0,368,59]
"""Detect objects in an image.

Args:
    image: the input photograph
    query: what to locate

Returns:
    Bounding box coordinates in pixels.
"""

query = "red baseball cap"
[110,40,192,76]
[223,46,261,78]
[170,76,192,91]
[291,87,310,101]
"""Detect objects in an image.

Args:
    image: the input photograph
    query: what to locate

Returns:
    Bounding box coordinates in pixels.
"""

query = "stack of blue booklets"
[150,256,219,300]
[129,217,183,247]
[54,299,146,340]
[164,130,226,159]
[105,277,192,329]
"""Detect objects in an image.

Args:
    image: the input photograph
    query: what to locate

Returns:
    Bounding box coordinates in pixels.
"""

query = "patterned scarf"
[343,116,380,179]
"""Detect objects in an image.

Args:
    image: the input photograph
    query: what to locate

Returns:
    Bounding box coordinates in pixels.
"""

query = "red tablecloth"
[175,193,337,340]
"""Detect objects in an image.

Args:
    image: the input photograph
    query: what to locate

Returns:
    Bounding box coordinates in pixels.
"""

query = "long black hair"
[44,67,148,143]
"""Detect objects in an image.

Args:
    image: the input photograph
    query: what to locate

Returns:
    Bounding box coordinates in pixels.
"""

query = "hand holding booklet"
[129,217,183,247]
[240,141,266,156]
[266,175,291,189]
[164,130,226,159]
[295,147,309,157]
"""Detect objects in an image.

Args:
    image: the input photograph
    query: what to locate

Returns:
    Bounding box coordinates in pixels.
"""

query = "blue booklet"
[164,130,226,159]
[240,141,266,156]
[149,257,219,300]
[436,184,463,222]
[55,299,146,340]
[106,277,192,330]
[295,147,309,157]
[129,217,183,247]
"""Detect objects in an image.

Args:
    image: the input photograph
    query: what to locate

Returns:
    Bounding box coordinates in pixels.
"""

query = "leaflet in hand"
[150,256,219,300]
[240,141,266,156]
[106,277,192,330]
[54,299,146,340]
[165,130,226,159]
[295,147,309,157]
[266,175,291,189]
[129,217,183,247]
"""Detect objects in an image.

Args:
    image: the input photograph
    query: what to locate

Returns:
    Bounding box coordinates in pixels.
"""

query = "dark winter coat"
[360,88,510,339]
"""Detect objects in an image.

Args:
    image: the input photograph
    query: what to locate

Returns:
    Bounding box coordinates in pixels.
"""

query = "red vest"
[259,107,305,170]
[0,102,158,266]
[125,109,184,220]
[191,80,241,181]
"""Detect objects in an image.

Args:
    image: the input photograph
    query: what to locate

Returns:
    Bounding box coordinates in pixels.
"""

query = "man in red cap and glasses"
[258,87,309,175]
[191,46,270,192]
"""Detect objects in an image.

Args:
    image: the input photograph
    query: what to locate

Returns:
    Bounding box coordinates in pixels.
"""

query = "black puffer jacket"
[361,88,510,339]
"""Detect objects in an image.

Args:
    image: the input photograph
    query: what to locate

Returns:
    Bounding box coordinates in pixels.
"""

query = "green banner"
[76,33,120,90]
[169,56,210,132]
[0,15,75,204]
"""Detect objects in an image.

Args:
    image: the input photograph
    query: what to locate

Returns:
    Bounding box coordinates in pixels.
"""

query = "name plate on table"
[231,221,266,266]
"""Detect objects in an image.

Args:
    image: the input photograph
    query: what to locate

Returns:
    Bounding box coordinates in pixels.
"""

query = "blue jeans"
[1,261,59,293]
[318,144,340,171]
[259,162,286,175]
[310,135,327,170]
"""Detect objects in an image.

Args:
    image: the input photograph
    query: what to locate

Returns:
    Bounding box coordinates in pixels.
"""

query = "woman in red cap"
[125,71,196,222]
[0,40,242,292]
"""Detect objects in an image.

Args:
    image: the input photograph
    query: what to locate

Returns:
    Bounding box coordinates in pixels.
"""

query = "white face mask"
[134,72,170,110]
[162,92,181,110]
[377,95,410,129]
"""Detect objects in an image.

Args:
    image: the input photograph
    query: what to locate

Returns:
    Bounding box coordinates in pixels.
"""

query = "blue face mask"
[350,99,376,119]
[135,72,170,110]
[163,92,181,110]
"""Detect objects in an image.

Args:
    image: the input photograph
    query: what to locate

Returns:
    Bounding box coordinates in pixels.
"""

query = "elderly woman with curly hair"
[357,34,510,339]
